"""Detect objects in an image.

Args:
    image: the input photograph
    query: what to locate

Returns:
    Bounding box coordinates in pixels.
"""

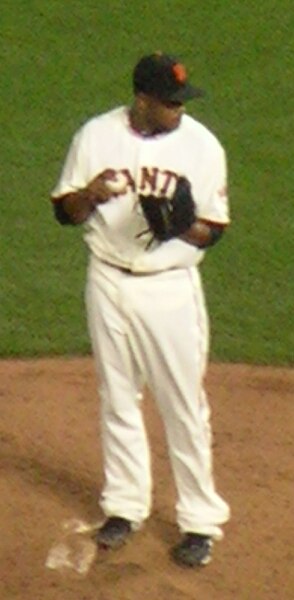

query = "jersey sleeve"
[51,125,90,198]
[195,142,230,225]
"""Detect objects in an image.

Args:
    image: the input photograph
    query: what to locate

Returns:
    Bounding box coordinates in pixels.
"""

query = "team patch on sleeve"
[217,185,228,198]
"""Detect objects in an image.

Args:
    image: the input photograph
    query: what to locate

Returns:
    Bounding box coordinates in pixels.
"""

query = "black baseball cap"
[133,52,204,103]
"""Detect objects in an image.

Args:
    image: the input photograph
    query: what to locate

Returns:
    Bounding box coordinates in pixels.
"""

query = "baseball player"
[51,52,230,567]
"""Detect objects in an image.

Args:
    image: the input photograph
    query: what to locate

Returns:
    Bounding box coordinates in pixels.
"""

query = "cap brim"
[168,83,205,102]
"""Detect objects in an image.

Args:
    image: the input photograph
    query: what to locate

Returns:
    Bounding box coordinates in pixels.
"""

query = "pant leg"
[125,267,230,539]
[85,268,152,525]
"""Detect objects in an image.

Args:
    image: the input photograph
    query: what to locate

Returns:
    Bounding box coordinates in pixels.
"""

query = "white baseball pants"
[85,260,230,539]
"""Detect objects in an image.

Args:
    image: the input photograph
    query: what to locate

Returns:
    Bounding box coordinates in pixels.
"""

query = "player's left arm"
[181,142,230,249]
[180,219,226,249]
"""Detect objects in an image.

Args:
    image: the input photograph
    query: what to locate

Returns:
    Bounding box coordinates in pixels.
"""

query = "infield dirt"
[1,358,293,600]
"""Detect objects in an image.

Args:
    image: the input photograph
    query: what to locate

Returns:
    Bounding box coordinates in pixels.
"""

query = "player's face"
[142,96,185,133]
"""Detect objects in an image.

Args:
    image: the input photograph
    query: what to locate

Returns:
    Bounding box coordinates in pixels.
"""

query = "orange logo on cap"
[172,63,187,83]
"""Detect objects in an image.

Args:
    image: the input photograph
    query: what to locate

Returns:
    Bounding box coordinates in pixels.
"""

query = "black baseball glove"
[139,177,196,242]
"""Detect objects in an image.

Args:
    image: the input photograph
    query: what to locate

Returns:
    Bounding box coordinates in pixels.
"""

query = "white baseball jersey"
[52,106,230,273]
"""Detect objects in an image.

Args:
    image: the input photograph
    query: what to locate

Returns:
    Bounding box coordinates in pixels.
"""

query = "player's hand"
[86,174,116,204]
[53,172,129,226]
[86,170,127,204]
[52,174,120,226]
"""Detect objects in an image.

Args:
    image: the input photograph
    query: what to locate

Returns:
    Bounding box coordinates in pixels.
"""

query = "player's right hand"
[86,174,116,204]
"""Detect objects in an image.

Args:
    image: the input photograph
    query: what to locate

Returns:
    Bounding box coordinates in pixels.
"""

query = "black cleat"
[171,533,213,567]
[96,516,132,550]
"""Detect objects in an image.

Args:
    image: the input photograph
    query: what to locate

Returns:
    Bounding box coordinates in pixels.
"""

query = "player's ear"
[135,93,149,111]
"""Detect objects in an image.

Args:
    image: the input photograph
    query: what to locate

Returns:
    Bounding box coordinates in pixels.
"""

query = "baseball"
[105,178,127,194]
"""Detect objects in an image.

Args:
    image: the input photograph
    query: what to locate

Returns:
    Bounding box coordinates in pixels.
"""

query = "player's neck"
[128,106,162,137]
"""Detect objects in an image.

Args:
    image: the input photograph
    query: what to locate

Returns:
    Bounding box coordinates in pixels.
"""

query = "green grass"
[0,0,293,364]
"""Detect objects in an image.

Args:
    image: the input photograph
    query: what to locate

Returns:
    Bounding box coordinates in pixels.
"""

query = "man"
[51,52,230,567]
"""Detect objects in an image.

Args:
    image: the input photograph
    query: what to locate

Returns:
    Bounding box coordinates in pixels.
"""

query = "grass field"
[0,0,293,364]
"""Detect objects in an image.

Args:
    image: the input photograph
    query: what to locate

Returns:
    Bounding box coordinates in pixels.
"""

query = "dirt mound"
[1,358,293,599]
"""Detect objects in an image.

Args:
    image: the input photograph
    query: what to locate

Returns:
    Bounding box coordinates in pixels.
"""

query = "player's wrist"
[79,187,99,208]
[57,189,98,225]
[181,221,225,248]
